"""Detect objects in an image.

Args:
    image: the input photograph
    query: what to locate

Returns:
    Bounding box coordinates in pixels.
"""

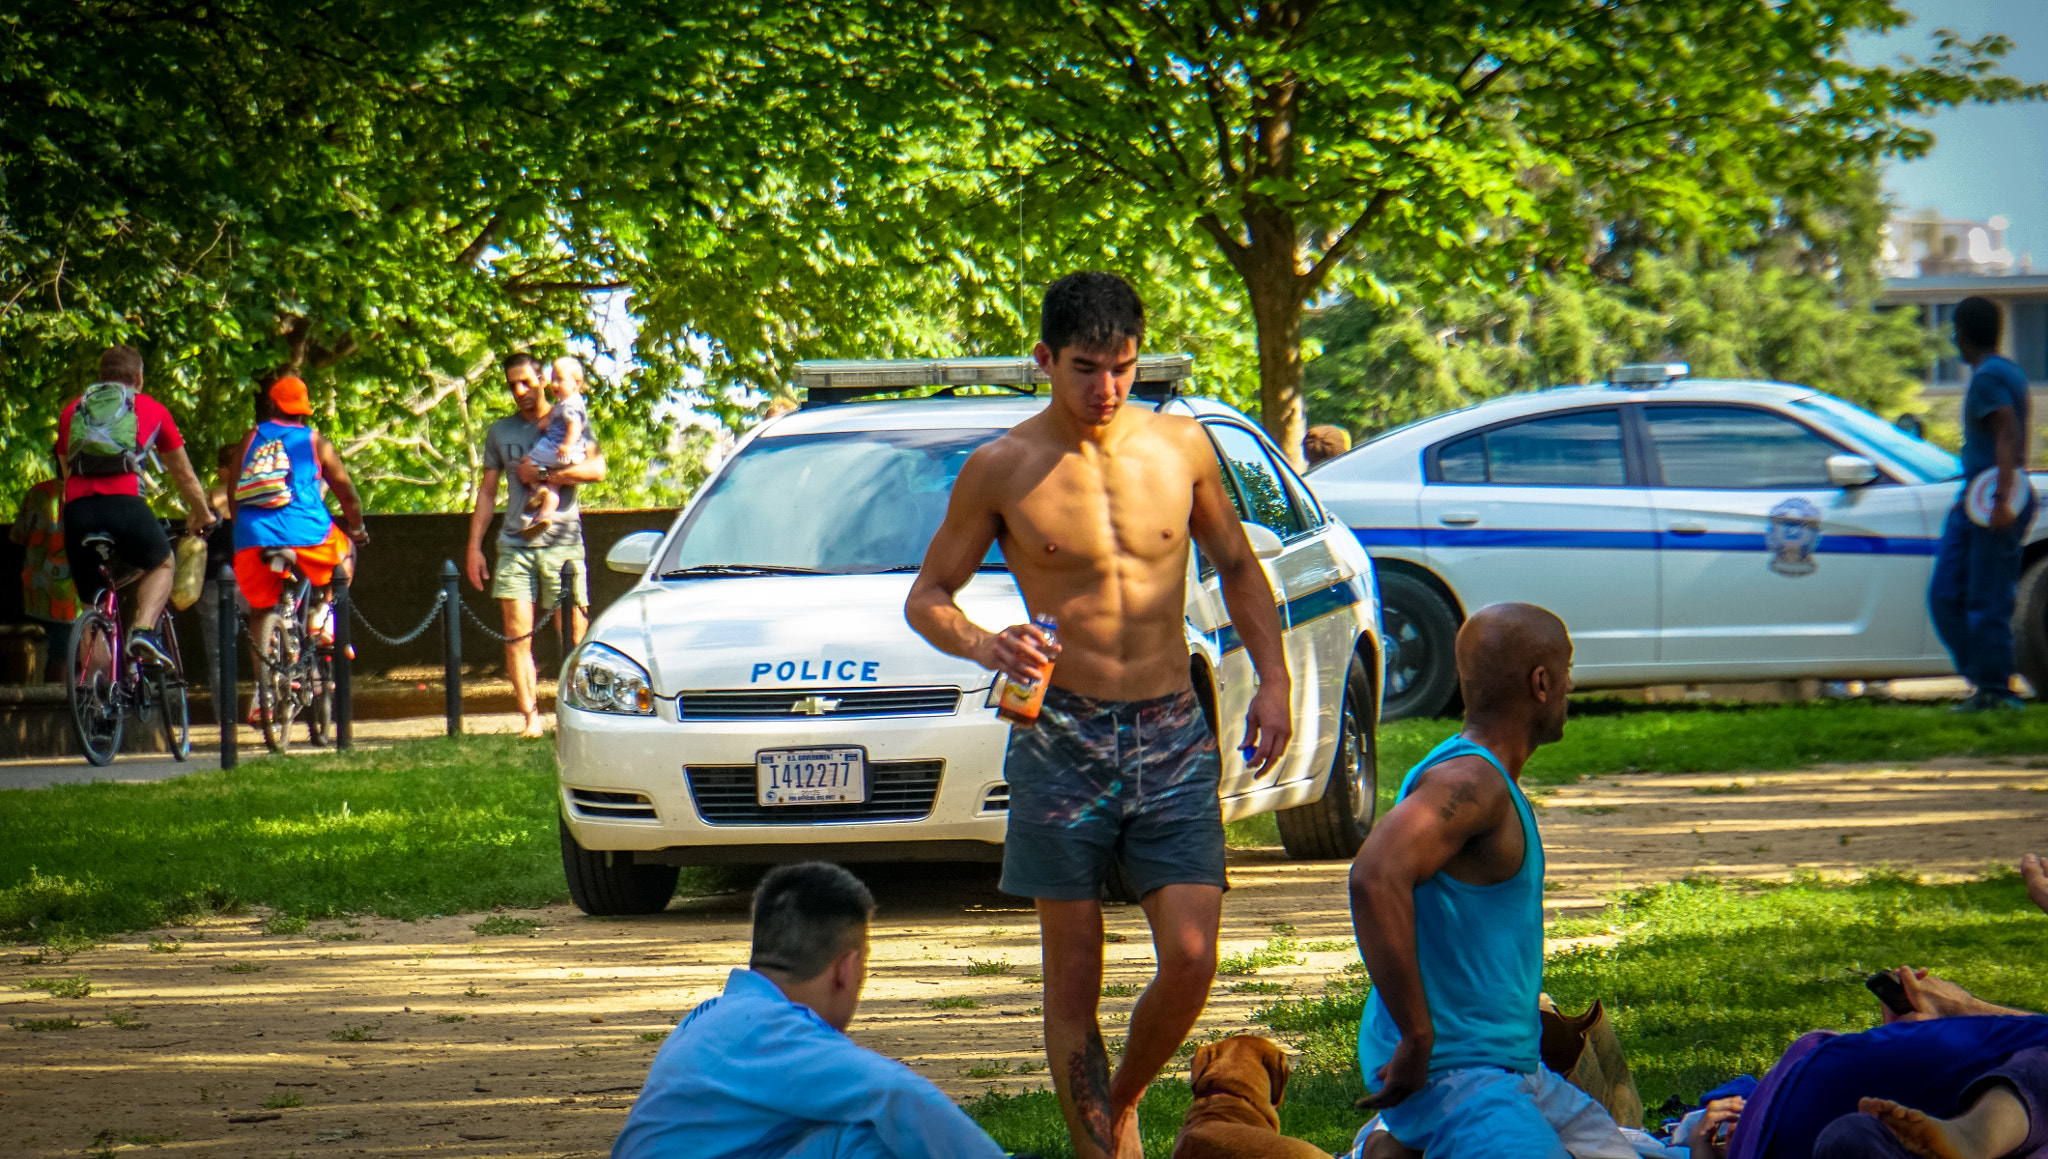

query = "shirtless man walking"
[907,272,1292,1159]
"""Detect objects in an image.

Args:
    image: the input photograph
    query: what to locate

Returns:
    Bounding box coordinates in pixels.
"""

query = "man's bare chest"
[1000,456,1194,567]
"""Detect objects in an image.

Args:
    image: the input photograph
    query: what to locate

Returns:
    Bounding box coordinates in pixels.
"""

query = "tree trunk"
[1245,268,1308,469]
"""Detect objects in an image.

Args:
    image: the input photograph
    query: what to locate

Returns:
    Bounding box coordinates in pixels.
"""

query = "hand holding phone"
[1865,970,1913,1016]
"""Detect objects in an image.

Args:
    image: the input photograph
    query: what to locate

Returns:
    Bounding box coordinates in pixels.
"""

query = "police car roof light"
[796,354,1194,407]
[1607,362,1690,389]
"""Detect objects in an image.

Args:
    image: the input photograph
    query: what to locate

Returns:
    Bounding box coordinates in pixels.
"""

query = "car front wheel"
[559,818,680,916]
[1377,568,1461,721]
[2016,555,2048,698]
[1276,650,1379,860]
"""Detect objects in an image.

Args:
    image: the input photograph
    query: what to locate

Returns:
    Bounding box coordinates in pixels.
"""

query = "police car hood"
[607,573,1027,696]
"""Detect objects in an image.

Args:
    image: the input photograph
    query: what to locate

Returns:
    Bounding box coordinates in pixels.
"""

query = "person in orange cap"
[228,374,369,721]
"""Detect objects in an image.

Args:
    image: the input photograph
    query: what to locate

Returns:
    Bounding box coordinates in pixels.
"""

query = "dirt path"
[5,760,2044,1159]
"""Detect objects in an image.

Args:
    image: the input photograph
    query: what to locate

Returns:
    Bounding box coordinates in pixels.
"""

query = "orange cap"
[268,376,312,416]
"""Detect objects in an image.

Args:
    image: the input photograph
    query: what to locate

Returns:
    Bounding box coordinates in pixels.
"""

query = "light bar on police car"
[796,354,1194,398]
[1607,362,1691,388]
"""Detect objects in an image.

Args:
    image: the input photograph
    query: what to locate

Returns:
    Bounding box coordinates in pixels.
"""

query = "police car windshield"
[658,427,1006,576]
[1788,394,1961,484]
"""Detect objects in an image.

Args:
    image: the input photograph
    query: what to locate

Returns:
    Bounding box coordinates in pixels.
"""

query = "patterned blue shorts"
[998,685,1227,901]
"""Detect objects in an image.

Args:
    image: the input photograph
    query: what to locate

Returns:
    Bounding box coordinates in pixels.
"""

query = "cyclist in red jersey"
[54,344,217,666]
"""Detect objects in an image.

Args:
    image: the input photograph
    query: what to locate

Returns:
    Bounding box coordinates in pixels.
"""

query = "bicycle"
[250,547,338,753]
[66,526,196,766]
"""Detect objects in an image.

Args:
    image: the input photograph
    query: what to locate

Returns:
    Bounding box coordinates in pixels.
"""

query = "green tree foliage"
[1304,170,1934,438]
[949,0,2039,462]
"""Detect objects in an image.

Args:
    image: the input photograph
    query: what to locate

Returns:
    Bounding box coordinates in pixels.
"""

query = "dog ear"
[1267,1040,1292,1108]
[1189,1041,1215,1089]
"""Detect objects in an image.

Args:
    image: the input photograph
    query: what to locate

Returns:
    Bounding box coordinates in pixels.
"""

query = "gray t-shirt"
[483,412,600,548]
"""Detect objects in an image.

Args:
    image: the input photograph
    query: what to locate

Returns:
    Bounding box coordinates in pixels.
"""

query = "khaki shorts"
[491,541,588,611]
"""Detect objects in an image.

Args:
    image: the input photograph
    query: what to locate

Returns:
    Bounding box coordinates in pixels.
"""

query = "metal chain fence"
[350,591,448,647]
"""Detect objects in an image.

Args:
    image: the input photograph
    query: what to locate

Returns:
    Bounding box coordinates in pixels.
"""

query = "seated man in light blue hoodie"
[612,861,1014,1159]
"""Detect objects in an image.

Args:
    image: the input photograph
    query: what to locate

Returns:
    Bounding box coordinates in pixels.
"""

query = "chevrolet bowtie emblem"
[793,695,843,716]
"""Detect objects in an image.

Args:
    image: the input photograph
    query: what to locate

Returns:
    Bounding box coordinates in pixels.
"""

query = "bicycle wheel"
[256,617,300,754]
[67,610,123,766]
[152,609,191,761]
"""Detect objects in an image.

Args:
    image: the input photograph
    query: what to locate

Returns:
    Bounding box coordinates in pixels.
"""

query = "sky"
[1861,0,2048,267]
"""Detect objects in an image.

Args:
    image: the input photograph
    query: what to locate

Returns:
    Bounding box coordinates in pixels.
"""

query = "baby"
[518,357,590,538]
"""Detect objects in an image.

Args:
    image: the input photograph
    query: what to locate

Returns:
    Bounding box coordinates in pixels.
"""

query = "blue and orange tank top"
[234,420,333,549]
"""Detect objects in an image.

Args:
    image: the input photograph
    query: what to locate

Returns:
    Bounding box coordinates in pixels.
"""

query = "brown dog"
[1172,1035,1333,1159]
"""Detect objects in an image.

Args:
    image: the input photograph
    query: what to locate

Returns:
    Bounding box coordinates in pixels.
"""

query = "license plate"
[756,747,867,806]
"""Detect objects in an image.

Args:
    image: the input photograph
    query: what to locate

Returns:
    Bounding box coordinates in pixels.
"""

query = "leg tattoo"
[1066,1029,1115,1152]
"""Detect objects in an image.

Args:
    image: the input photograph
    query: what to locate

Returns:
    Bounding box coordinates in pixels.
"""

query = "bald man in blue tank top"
[1347,603,1637,1159]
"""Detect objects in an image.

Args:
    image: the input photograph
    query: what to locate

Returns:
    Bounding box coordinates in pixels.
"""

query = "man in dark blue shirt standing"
[1929,296,2035,712]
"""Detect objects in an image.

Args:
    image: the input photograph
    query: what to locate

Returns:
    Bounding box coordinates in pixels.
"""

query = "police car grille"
[684,761,944,825]
[678,688,961,719]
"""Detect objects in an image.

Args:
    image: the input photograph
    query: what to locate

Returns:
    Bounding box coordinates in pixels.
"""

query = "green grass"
[21,973,92,998]
[0,735,733,942]
[971,873,2047,1157]
[928,996,981,1010]
[328,1021,381,1042]
[1221,701,2048,850]
[436,1013,466,1023]
[211,961,267,974]
[1216,937,1304,977]
[11,1016,82,1031]
[965,956,1015,976]
[262,1091,303,1109]
[470,915,547,937]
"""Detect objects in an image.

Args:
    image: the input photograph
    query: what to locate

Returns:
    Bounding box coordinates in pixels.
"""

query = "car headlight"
[563,642,654,716]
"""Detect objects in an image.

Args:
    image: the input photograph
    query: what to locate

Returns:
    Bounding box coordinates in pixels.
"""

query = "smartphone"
[1865,971,1913,1015]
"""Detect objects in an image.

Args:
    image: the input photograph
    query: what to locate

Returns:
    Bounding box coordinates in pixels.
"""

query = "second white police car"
[1310,363,2048,721]
[553,356,1385,915]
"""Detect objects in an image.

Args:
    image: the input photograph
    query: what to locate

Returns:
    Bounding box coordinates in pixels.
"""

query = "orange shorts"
[234,524,352,609]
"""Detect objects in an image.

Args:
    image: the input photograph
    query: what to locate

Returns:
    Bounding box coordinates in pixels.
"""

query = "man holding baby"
[465,351,605,738]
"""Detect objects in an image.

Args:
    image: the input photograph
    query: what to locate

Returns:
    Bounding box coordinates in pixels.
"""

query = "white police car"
[553,356,1385,914]
[1309,364,2048,721]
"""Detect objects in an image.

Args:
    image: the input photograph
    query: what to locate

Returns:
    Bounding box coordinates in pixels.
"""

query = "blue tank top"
[1357,734,1545,1081]
[235,420,334,550]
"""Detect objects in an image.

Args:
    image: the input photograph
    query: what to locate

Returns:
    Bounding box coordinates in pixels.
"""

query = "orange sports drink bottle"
[995,614,1059,727]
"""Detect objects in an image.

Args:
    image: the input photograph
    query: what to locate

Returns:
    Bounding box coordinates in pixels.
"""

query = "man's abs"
[996,413,1202,701]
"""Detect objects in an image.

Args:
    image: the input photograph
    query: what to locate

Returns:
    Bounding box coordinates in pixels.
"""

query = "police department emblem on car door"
[1765,497,1822,577]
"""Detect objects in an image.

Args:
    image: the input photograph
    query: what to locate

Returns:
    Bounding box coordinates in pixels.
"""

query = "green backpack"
[67,381,145,477]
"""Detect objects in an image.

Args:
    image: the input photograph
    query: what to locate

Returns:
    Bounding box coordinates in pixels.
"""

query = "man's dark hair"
[1040,271,1145,358]
[748,862,874,982]
[503,351,544,376]
[99,344,143,386]
[1954,297,2002,351]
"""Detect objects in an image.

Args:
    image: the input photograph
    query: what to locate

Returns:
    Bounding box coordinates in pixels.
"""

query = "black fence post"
[442,559,463,736]
[333,579,353,751]
[218,563,237,770]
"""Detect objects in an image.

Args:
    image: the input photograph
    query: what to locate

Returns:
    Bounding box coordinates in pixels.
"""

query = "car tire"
[559,817,679,916]
[2016,555,2048,698]
[1276,650,1379,860]
[1377,568,1461,721]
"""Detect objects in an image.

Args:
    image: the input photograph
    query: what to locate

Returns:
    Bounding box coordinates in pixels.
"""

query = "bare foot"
[513,516,552,540]
[519,712,546,739]
[2022,853,2048,915]
[1860,1098,1970,1159]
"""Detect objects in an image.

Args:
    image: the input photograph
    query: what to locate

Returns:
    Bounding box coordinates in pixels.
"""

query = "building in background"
[1881,209,2048,395]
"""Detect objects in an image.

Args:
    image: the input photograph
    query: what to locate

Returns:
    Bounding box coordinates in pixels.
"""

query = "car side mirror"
[1827,454,1880,488]
[1242,521,1285,560]
[605,530,664,574]
[1894,413,1925,440]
